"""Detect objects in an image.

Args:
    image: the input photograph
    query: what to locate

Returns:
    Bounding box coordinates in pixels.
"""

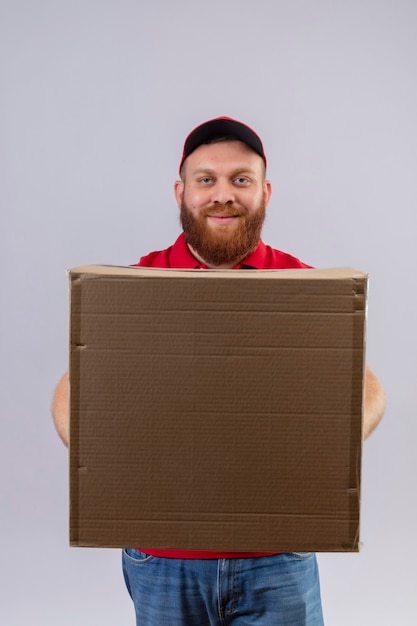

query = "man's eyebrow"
[190,167,216,176]
[190,167,257,177]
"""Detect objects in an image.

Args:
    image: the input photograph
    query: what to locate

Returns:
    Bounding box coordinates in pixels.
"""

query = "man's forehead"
[183,140,265,175]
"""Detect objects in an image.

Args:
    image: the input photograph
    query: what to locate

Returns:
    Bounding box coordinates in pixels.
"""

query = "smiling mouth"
[207,213,239,224]
[208,215,239,225]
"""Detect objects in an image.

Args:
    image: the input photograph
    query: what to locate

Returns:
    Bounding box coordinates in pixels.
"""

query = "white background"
[1,1,416,623]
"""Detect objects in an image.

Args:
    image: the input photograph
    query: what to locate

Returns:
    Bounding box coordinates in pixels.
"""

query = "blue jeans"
[122,550,324,625]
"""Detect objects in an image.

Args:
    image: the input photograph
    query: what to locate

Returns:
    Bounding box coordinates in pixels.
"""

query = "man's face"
[174,140,272,268]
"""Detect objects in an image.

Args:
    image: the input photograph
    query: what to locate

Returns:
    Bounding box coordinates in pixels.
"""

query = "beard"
[180,201,266,267]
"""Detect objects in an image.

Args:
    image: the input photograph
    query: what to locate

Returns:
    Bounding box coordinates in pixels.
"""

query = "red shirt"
[133,234,311,559]
[134,233,311,271]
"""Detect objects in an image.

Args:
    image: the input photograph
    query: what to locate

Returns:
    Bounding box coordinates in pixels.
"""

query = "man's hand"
[51,371,69,447]
[363,366,385,439]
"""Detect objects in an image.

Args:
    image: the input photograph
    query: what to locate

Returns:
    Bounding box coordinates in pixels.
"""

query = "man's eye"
[235,177,249,184]
[199,177,212,184]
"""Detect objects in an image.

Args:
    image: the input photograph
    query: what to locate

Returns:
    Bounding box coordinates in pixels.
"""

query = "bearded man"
[52,117,385,626]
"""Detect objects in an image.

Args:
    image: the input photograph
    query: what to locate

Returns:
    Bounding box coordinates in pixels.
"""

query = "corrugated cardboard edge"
[68,264,367,280]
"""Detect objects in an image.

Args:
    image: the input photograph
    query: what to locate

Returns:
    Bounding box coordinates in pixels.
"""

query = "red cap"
[179,116,266,173]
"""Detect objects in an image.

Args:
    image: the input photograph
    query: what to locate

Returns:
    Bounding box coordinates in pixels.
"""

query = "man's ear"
[264,179,272,208]
[174,180,184,209]
[264,180,272,208]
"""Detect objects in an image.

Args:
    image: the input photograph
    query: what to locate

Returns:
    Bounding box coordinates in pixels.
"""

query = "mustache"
[202,204,246,218]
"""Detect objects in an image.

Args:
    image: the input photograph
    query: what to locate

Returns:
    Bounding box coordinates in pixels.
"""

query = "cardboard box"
[69,265,367,552]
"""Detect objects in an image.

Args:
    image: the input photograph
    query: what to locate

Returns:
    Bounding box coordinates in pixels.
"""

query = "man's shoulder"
[265,246,313,269]
[132,234,193,268]
[133,247,172,268]
[247,241,312,269]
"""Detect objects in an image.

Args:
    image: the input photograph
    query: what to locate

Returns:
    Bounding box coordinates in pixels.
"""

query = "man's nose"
[211,180,235,205]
